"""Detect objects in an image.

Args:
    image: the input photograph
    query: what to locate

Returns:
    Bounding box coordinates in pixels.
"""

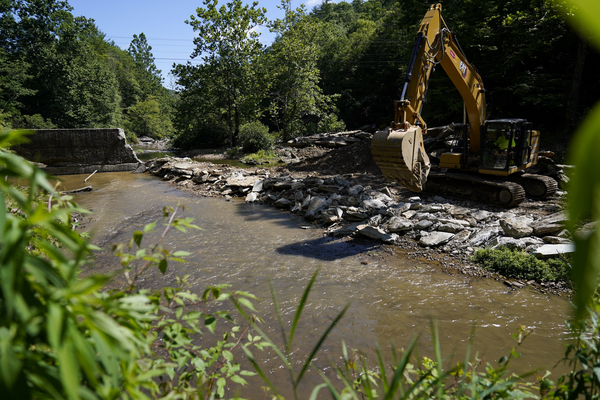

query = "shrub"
[317,113,346,134]
[10,113,56,129]
[238,121,274,153]
[473,247,571,283]
[0,129,262,399]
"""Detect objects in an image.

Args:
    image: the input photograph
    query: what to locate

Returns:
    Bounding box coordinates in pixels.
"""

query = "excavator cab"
[480,119,536,174]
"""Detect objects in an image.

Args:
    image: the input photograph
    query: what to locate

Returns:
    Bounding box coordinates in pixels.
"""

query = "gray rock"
[533,223,563,237]
[252,179,264,192]
[414,220,434,230]
[304,177,324,187]
[387,217,413,232]
[419,232,454,247]
[347,196,361,207]
[533,244,575,258]
[499,218,534,238]
[322,211,340,224]
[437,218,471,227]
[330,223,361,236]
[403,210,418,219]
[306,197,327,214]
[468,226,500,246]
[357,225,398,243]
[522,236,545,246]
[301,195,312,209]
[420,204,444,213]
[348,185,364,195]
[275,198,292,208]
[334,177,350,187]
[245,192,258,203]
[438,223,464,233]
[542,236,573,245]
[489,237,526,250]
[368,214,383,227]
[446,229,472,245]
[472,210,491,221]
[364,190,393,202]
[345,210,368,221]
[227,176,259,188]
[445,205,469,216]
[362,199,387,210]
[532,212,567,236]
[318,184,340,193]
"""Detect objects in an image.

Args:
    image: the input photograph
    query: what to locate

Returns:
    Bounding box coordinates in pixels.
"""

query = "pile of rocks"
[137,156,587,264]
[285,130,374,148]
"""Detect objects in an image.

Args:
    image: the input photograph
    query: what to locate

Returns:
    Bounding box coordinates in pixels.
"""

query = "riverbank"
[137,132,577,296]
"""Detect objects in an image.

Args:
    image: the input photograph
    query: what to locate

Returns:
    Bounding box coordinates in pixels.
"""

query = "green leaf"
[230,374,248,386]
[132,230,143,247]
[289,269,319,352]
[223,350,234,361]
[143,221,157,233]
[565,0,600,51]
[172,251,191,257]
[57,339,80,400]
[237,297,256,312]
[216,377,226,397]
[567,101,600,317]
[158,258,167,274]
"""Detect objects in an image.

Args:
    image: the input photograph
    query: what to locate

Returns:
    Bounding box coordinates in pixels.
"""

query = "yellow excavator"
[371,4,557,207]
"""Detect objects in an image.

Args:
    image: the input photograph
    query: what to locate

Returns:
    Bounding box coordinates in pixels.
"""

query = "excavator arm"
[372,4,486,192]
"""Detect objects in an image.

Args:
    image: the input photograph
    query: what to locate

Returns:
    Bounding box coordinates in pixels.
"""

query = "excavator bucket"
[371,126,431,192]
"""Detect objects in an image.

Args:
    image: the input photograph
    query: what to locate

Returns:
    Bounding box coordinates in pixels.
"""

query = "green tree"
[128,32,163,99]
[126,96,174,138]
[0,1,122,128]
[0,49,36,118]
[267,0,339,140]
[183,0,268,147]
[172,63,229,148]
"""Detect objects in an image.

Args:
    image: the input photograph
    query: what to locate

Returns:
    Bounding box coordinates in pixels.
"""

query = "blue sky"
[67,0,324,88]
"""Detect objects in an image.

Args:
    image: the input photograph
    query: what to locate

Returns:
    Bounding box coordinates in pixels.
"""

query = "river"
[59,171,573,398]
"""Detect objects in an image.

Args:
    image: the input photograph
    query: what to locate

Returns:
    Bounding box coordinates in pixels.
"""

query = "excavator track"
[424,171,526,207]
[509,173,558,199]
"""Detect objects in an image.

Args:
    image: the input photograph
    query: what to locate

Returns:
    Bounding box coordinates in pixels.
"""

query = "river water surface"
[59,171,573,397]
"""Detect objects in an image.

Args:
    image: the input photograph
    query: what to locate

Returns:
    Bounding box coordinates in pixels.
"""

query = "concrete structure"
[14,128,141,175]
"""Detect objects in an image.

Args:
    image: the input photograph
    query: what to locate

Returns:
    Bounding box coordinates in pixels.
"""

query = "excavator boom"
[371,4,555,206]
[372,3,486,191]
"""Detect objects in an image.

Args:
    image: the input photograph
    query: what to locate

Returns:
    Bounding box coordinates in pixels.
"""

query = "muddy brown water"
[58,171,573,398]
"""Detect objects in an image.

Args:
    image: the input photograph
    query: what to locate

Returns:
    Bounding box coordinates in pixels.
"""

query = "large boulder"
[499,218,534,238]
[419,232,454,247]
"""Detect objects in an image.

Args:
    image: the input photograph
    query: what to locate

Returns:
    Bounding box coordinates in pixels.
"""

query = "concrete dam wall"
[14,128,141,175]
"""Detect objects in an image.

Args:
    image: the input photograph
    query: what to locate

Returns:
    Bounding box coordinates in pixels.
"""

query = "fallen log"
[61,185,93,194]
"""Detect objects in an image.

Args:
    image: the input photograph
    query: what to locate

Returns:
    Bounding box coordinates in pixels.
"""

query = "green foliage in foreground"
[473,247,571,283]
[3,125,600,399]
[563,0,600,317]
[0,129,262,399]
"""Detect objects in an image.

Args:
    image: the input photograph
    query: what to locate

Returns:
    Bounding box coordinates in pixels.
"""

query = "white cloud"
[304,0,323,8]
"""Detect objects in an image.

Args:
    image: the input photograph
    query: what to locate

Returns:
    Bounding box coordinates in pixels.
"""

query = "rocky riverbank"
[136,131,583,295]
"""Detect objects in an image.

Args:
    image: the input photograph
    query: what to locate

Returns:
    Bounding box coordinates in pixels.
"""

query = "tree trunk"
[566,36,588,131]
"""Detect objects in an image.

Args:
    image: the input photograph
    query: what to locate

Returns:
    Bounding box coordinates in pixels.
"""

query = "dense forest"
[1,0,598,151]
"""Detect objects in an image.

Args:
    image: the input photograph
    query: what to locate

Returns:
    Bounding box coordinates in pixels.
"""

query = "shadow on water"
[232,199,380,260]
[276,236,379,261]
